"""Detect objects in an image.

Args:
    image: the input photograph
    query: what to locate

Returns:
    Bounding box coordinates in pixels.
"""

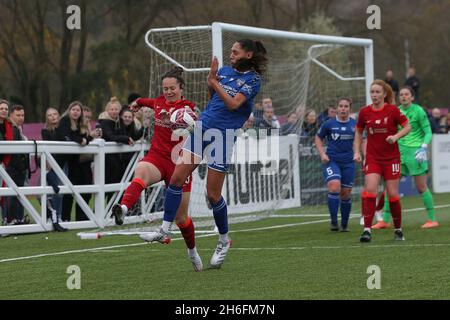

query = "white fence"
[432,134,450,193]
[0,135,302,236]
[0,140,149,235]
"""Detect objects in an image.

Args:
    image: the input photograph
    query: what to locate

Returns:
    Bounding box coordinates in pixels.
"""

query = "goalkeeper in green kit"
[373,86,439,229]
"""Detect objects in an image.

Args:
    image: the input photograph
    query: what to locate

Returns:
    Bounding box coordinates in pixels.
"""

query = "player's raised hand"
[386,135,398,144]
[207,57,219,86]
[353,152,362,163]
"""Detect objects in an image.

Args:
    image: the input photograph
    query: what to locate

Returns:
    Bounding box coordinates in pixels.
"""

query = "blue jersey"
[200,66,261,131]
[316,117,356,163]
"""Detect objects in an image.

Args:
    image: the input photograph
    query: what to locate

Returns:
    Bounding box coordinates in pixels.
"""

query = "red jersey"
[137,96,195,158]
[357,103,408,163]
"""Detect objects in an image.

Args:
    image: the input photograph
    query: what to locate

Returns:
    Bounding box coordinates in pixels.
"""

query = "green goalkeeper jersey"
[398,103,432,148]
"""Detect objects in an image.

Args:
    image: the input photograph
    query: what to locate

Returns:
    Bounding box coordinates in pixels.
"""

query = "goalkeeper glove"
[415,144,428,164]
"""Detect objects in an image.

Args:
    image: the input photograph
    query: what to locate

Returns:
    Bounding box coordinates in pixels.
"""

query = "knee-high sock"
[421,189,436,222]
[382,192,391,223]
[375,191,385,211]
[340,198,352,228]
[212,197,228,235]
[362,191,377,229]
[177,217,196,249]
[328,192,340,224]
[163,185,183,226]
[121,178,146,210]
[389,195,402,229]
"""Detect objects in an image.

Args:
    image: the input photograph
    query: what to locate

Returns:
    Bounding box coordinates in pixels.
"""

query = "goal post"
[137,22,374,230]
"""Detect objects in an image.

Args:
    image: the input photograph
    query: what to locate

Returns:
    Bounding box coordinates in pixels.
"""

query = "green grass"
[1,193,449,300]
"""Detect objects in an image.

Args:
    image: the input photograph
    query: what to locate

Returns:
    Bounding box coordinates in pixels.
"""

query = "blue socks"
[163,185,183,224]
[328,193,340,225]
[340,198,352,228]
[212,197,228,235]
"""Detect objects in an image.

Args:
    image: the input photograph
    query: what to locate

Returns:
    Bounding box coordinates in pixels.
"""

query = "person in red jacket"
[111,67,202,272]
[354,80,411,243]
[0,99,13,223]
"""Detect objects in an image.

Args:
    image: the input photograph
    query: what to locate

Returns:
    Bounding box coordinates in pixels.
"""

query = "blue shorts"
[182,126,236,173]
[322,161,355,188]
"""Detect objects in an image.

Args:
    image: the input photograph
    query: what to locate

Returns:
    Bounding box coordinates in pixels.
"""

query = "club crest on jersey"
[375,119,381,125]
[384,117,388,124]
[236,79,245,87]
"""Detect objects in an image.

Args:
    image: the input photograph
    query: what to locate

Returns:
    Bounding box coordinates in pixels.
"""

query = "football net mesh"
[92,25,368,236]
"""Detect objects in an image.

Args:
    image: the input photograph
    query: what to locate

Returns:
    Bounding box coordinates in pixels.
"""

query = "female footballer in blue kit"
[315,98,356,232]
[140,39,268,269]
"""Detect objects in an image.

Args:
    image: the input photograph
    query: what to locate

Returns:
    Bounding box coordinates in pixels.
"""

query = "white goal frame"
[145,22,374,105]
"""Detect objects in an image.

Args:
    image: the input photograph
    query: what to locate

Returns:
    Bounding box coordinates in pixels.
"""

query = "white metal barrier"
[0,140,151,235]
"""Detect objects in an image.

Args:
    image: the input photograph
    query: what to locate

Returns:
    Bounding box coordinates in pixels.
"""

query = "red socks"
[362,191,377,228]
[177,217,196,250]
[389,195,402,229]
[121,178,146,209]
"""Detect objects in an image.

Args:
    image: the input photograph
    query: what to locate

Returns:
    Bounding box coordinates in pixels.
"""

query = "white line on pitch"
[271,204,450,218]
[2,202,449,264]
[0,219,333,264]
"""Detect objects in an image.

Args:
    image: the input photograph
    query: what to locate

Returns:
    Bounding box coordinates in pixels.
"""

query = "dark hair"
[162,66,185,89]
[337,98,353,108]
[236,39,268,75]
[128,92,141,104]
[11,104,24,113]
[399,85,415,97]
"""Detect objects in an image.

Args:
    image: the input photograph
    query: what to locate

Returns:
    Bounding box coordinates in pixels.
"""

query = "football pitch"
[1,193,449,300]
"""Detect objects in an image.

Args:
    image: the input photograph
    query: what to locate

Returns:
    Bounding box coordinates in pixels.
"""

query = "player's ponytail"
[162,66,185,89]
[372,79,395,105]
[237,39,268,75]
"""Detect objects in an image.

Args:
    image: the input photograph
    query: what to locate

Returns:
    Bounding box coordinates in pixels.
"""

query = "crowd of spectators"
[0,93,154,229]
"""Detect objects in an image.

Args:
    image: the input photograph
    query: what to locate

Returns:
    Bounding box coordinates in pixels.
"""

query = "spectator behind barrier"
[301,109,320,140]
[385,69,400,98]
[41,108,67,232]
[56,101,93,222]
[281,111,299,136]
[317,105,337,127]
[405,67,420,103]
[119,107,144,180]
[5,105,30,225]
[429,108,444,133]
[0,99,13,225]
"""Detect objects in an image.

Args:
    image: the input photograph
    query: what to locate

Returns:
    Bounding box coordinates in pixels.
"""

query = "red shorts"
[363,160,401,181]
[140,152,192,192]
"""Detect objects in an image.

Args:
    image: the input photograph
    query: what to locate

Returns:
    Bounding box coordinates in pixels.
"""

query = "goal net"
[89,23,373,237]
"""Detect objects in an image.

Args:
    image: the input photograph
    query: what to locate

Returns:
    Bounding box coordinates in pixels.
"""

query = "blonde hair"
[44,107,60,131]
[105,97,122,112]
[61,101,89,135]
[372,79,395,105]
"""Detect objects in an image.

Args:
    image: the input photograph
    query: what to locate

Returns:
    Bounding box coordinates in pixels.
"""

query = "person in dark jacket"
[56,101,93,222]
[120,107,143,170]
[385,70,399,98]
[98,98,135,202]
[405,67,420,103]
[5,105,30,225]
[41,107,67,232]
